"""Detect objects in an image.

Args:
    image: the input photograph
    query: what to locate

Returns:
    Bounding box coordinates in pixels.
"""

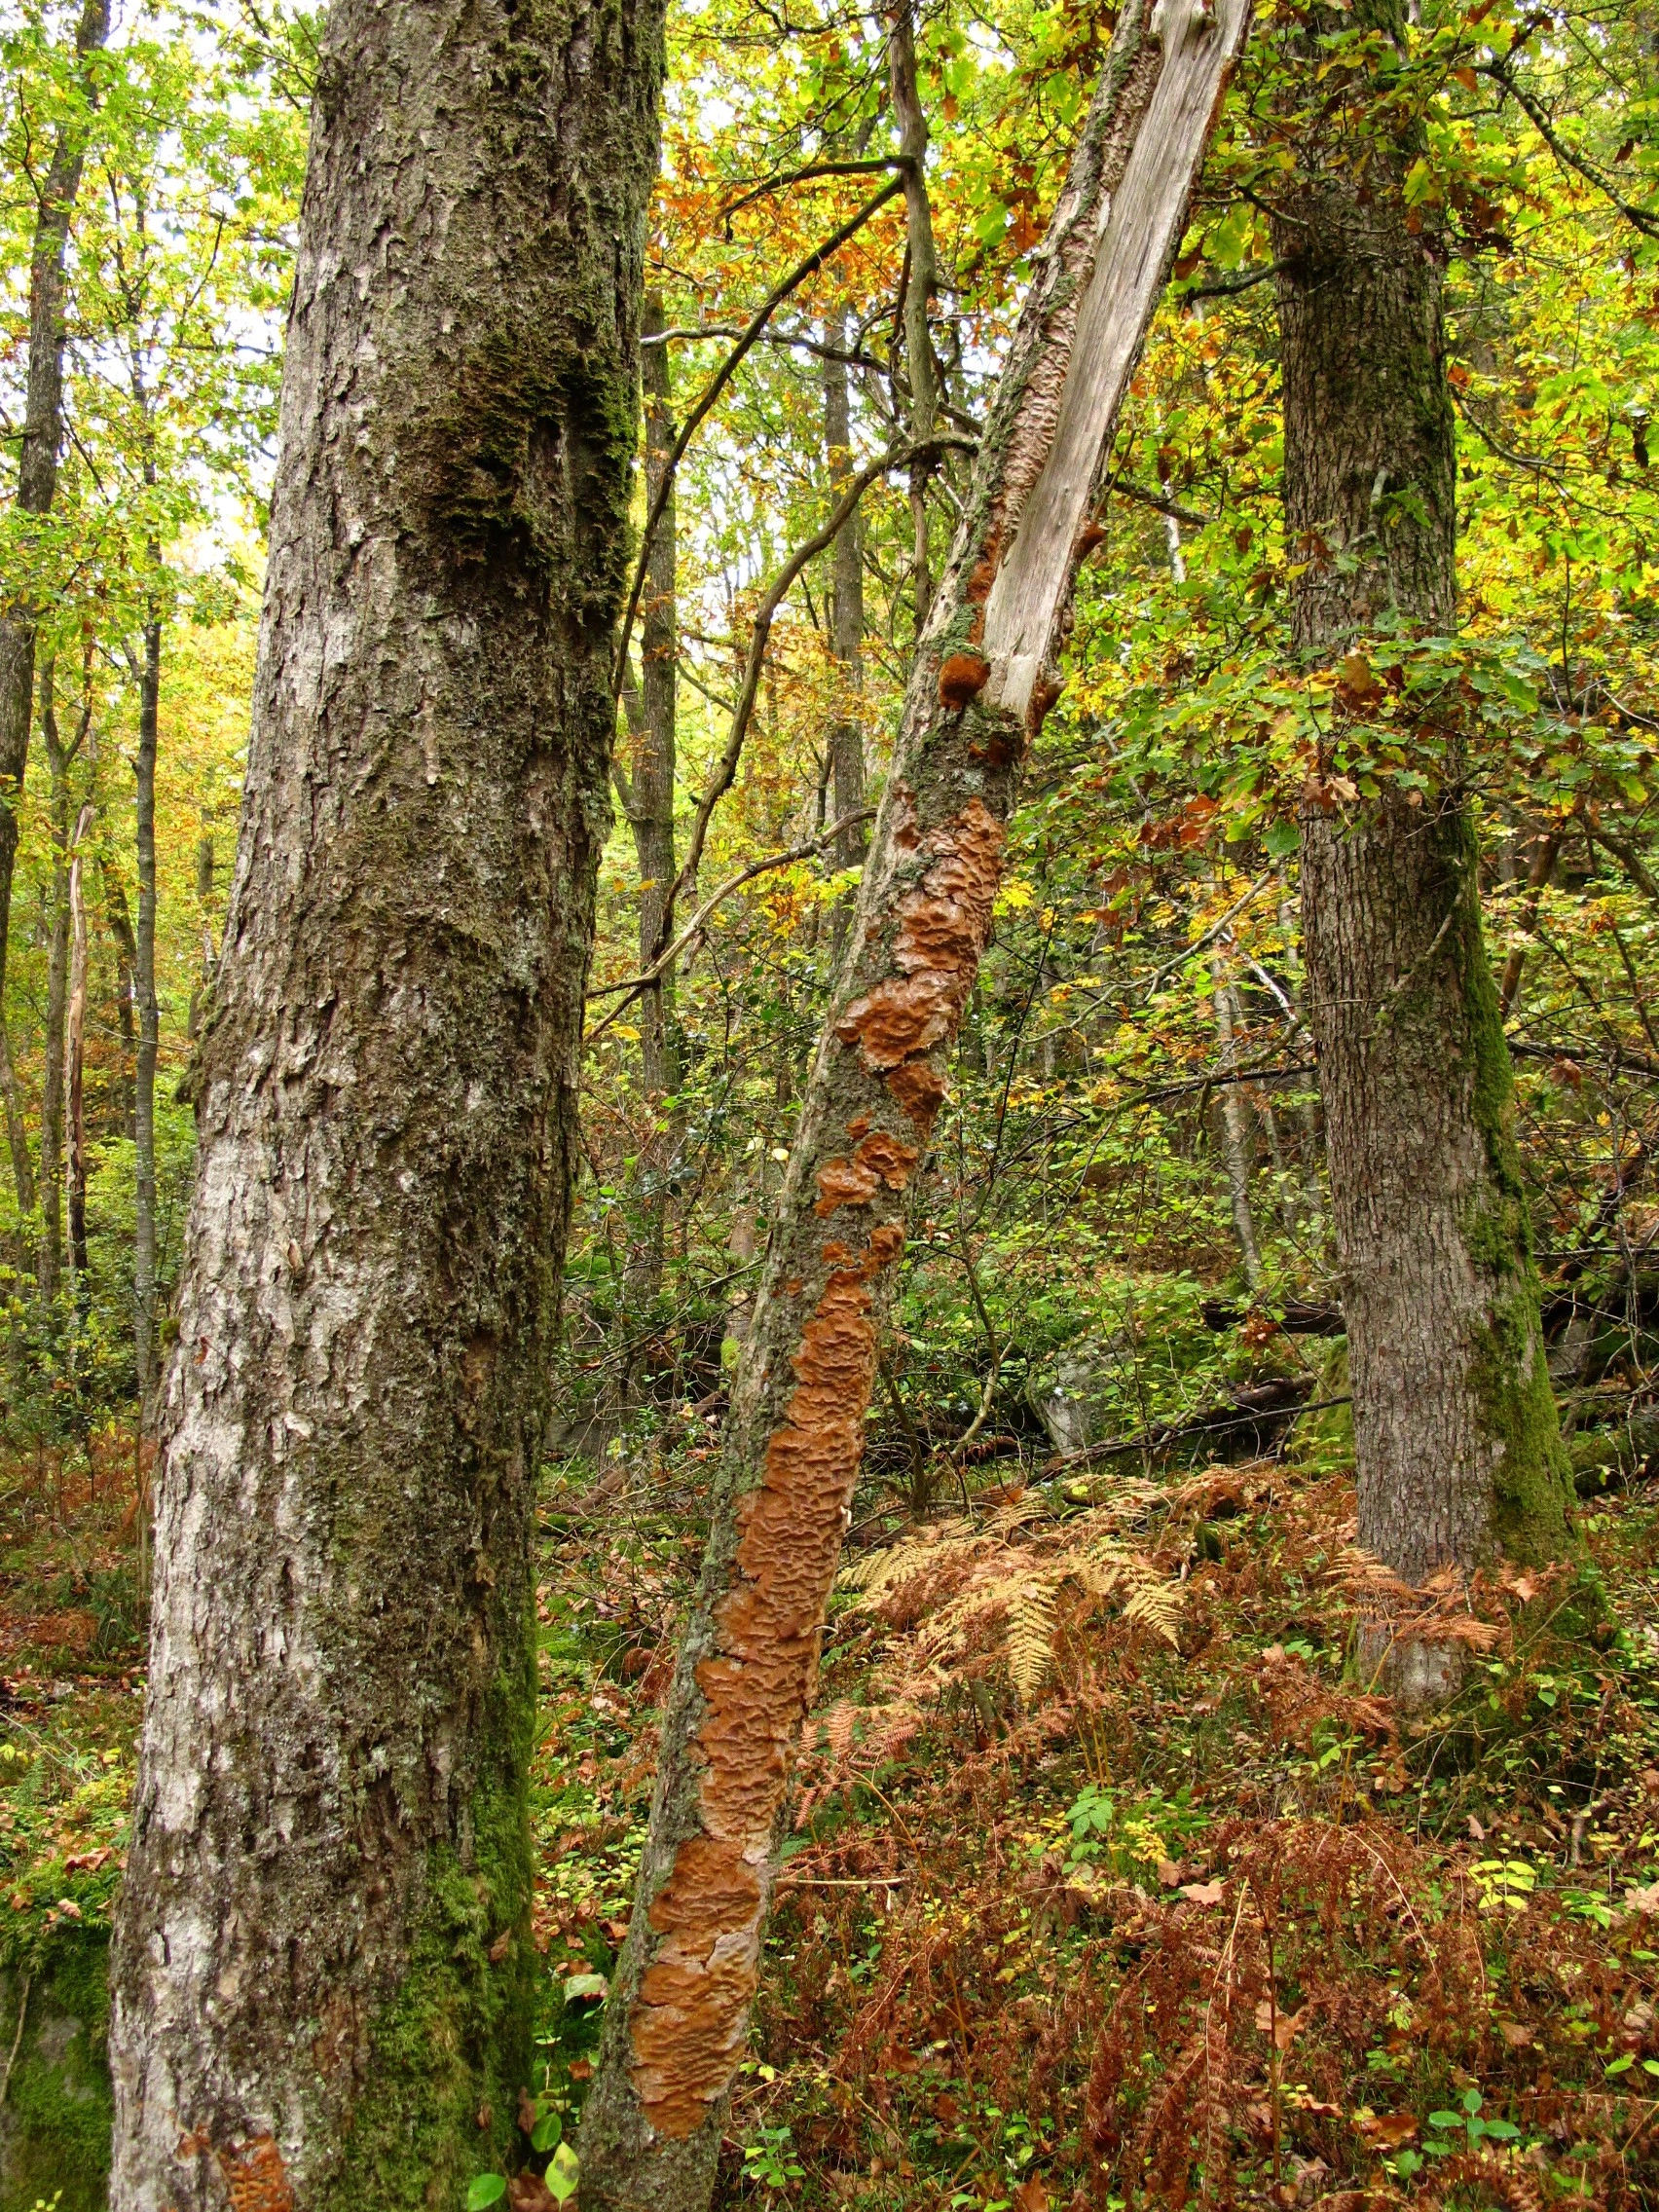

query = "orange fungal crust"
[628,1223,905,2137]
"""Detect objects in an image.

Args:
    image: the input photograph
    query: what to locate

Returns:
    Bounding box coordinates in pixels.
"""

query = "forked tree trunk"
[107,0,665,2203]
[578,4,1248,2201]
[0,0,110,1210]
[1272,0,1574,1706]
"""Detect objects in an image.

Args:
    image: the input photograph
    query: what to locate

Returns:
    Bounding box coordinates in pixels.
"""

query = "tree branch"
[585,806,876,1036]
[649,431,976,966]
[612,175,908,697]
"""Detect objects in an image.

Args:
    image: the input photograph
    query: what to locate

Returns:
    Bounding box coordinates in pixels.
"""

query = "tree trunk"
[38,667,72,1308]
[824,309,867,953]
[1210,948,1262,1290]
[889,0,940,633]
[0,0,110,1211]
[65,803,91,1294]
[1272,0,1574,1705]
[577,5,1248,2201]
[131,617,160,1406]
[99,853,137,1122]
[635,290,680,1105]
[106,0,665,2201]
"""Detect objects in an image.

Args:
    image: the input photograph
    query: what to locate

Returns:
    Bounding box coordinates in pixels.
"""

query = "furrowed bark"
[0,0,110,1212]
[577,5,1248,2202]
[106,0,664,2202]
[1272,0,1574,1707]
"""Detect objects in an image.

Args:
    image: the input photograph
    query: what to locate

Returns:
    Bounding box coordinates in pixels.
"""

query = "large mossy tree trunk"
[106,0,664,2203]
[1272,0,1574,1704]
[578,3,1249,2202]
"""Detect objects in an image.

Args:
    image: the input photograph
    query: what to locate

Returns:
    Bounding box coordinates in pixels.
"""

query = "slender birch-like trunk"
[1272,0,1574,1705]
[1210,948,1262,1290]
[37,666,73,1306]
[65,799,92,1294]
[578,6,1249,2202]
[131,615,160,1404]
[824,310,867,955]
[107,0,665,2201]
[889,1,941,632]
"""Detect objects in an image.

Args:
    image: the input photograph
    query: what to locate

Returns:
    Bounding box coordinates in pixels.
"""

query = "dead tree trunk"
[0,0,110,1210]
[1272,0,1574,1706]
[107,0,665,2203]
[577,5,1249,2202]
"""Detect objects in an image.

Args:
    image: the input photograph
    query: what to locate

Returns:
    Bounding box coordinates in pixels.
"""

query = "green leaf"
[564,1972,608,2004]
[1605,2052,1636,2076]
[1427,2112,1461,2129]
[546,2142,580,2206]
[466,2178,507,2210]
[531,2112,562,2154]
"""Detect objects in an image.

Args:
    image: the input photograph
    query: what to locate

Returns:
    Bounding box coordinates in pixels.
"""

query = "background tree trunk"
[824,309,867,956]
[578,4,1249,2200]
[636,289,680,1106]
[131,616,159,1404]
[107,0,664,2202]
[0,0,110,1210]
[38,665,72,1308]
[65,799,92,1294]
[889,0,940,633]
[1272,0,1574,1704]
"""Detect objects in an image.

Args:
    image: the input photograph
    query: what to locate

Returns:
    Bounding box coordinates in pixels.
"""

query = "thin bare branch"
[613,175,908,697]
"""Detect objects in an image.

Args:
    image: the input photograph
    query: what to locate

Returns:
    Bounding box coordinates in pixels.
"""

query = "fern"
[839,1494,1184,1708]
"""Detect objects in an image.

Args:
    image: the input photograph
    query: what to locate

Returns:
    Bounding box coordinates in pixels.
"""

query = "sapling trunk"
[577,4,1250,2200]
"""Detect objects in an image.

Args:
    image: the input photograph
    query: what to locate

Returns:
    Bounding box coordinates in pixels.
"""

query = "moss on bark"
[338,1654,536,2208]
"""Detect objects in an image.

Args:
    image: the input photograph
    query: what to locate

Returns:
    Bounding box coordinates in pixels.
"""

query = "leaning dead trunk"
[1272,0,1574,1705]
[577,4,1249,2201]
[107,0,664,2202]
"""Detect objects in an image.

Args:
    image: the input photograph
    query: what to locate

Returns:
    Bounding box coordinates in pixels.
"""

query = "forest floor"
[3,1426,1659,2210]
